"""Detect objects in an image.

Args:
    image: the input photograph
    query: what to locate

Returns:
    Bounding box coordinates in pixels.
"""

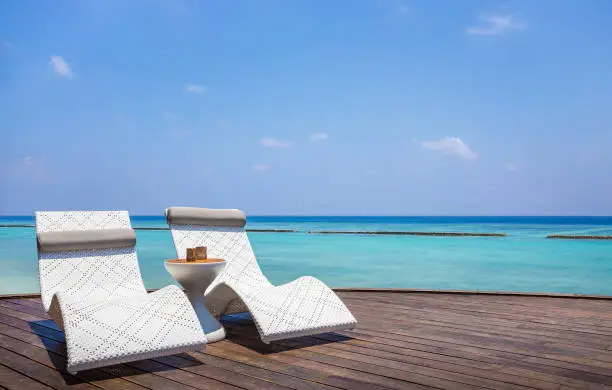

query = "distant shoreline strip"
[547,235,612,240]
[309,231,506,237]
[2,224,612,239]
[0,225,34,228]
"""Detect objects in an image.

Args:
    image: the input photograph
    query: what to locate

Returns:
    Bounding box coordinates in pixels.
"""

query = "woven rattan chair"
[35,210,206,374]
[165,207,357,343]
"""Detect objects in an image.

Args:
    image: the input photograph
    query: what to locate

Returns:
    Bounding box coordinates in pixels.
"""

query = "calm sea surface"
[1,216,611,295]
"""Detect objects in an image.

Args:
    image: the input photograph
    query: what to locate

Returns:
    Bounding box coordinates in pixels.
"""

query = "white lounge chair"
[165,207,357,343]
[35,211,207,374]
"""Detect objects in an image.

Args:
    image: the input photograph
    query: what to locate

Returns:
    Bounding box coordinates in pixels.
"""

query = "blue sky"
[1,0,612,216]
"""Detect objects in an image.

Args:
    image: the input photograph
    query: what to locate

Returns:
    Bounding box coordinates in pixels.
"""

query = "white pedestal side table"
[164,258,227,342]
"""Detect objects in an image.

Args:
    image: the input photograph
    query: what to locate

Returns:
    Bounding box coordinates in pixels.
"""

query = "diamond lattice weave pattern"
[58,285,206,373]
[169,223,357,343]
[36,211,206,373]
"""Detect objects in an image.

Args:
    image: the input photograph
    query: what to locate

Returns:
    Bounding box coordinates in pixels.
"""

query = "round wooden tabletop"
[166,258,225,264]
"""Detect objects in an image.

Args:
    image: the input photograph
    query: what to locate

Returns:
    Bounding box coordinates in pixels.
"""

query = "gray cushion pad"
[37,228,137,252]
[166,207,246,227]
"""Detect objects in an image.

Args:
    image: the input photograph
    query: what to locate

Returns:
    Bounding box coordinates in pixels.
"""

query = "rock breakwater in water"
[547,235,612,240]
[310,231,506,237]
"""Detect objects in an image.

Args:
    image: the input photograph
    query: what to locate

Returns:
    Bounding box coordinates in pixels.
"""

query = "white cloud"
[465,14,523,36]
[506,162,518,172]
[397,5,410,15]
[184,83,207,94]
[114,114,127,122]
[168,127,188,140]
[252,164,270,172]
[261,137,292,148]
[310,132,329,142]
[421,137,478,160]
[20,156,52,182]
[23,156,34,166]
[50,55,73,78]
[1,156,48,181]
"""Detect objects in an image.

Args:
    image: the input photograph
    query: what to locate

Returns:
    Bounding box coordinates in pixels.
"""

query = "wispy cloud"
[184,83,207,94]
[310,132,329,142]
[168,127,188,140]
[23,156,35,166]
[465,14,523,36]
[19,156,52,182]
[397,5,410,16]
[261,137,292,148]
[252,164,270,172]
[421,137,478,160]
[506,162,518,172]
[158,0,201,18]
[50,55,73,78]
[163,111,176,120]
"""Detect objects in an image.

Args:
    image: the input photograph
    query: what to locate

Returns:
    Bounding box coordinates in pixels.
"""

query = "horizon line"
[2,214,612,218]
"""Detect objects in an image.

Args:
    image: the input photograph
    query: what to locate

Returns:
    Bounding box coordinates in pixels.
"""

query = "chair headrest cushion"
[37,228,136,252]
[165,207,246,227]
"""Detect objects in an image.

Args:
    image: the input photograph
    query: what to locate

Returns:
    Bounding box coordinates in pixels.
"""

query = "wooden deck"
[0,291,612,389]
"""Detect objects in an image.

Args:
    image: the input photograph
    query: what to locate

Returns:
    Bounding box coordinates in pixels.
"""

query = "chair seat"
[58,285,206,373]
[233,276,357,343]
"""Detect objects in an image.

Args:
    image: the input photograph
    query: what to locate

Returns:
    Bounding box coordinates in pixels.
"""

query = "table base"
[187,292,226,343]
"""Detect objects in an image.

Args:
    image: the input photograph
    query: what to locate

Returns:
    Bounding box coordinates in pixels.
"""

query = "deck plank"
[0,364,53,390]
[0,292,612,389]
[222,325,520,390]
[308,332,608,389]
[346,300,610,334]
[341,294,612,332]
[0,346,97,390]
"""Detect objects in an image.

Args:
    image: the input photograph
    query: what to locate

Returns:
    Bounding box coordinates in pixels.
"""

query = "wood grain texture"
[166,258,225,264]
[0,292,611,389]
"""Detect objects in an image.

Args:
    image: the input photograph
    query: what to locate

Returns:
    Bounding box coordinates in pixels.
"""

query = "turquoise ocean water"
[1,216,611,295]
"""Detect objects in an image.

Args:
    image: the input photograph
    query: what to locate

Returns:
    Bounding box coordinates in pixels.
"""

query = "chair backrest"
[166,207,271,291]
[35,211,147,311]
